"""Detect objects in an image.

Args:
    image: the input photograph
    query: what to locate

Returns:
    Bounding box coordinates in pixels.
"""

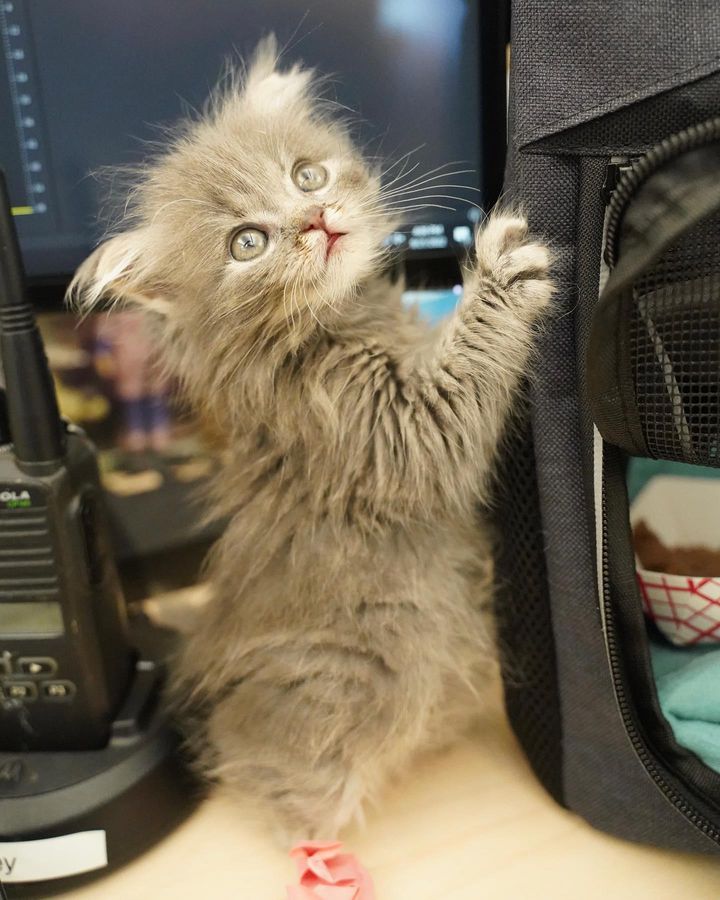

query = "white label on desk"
[0,830,107,882]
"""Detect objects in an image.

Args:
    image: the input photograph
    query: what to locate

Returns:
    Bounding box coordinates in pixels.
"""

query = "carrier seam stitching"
[518,55,720,148]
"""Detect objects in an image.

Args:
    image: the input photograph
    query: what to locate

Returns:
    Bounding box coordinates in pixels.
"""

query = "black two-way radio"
[0,171,132,751]
[0,172,195,894]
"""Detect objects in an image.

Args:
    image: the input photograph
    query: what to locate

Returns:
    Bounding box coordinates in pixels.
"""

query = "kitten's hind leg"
[185,629,440,844]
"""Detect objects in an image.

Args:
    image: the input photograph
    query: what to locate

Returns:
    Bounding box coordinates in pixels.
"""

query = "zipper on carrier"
[598,457,720,844]
[603,117,720,266]
[597,122,720,844]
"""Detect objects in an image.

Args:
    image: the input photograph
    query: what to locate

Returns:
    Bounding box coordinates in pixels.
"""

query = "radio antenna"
[0,170,64,466]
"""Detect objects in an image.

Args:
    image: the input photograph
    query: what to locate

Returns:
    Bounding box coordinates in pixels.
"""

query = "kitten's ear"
[66,229,171,317]
[242,34,313,114]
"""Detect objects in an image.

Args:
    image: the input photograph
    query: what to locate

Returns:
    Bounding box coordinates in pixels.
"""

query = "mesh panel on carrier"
[630,211,720,465]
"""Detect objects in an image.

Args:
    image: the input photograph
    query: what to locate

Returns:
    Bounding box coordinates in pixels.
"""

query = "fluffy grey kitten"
[69,38,553,840]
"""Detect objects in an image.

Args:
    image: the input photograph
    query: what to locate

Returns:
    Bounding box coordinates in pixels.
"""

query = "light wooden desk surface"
[61,677,720,900]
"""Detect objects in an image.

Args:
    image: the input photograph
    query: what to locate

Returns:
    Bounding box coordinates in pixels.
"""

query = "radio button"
[18,657,57,677]
[41,680,75,701]
[3,682,37,701]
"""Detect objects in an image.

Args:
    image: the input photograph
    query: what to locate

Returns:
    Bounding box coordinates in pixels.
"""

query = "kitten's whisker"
[353,195,394,214]
[378,184,476,215]
[381,170,477,198]
[381,160,471,194]
[302,287,327,332]
[290,276,303,334]
[282,281,295,331]
[381,180,481,201]
[382,203,457,213]
[377,151,429,190]
[379,160,423,192]
[381,157,463,188]
[377,143,426,179]
[286,276,297,331]
[390,192,485,212]
[381,190,485,214]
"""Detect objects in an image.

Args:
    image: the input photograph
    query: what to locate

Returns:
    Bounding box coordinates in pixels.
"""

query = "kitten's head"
[69,36,393,340]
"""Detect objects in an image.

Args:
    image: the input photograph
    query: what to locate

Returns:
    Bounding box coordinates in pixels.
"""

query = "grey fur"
[68,37,553,841]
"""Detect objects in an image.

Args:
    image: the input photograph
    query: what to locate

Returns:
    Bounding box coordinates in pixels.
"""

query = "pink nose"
[302,206,327,232]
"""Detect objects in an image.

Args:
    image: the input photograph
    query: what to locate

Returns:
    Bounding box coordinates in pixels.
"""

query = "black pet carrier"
[495,0,720,852]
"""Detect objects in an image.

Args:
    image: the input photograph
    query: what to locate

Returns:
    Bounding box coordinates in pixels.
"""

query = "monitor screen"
[0,0,482,280]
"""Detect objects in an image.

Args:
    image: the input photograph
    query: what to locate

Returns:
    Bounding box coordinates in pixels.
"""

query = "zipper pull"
[602,161,634,204]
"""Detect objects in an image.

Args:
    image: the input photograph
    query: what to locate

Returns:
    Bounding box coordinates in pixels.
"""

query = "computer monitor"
[0,0,490,284]
[0,0,508,567]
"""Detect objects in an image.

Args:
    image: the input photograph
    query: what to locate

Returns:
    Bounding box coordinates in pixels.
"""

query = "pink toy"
[287,841,376,900]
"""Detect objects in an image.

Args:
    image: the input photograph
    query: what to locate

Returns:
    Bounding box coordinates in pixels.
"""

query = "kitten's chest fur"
[212,414,489,627]
[204,318,484,598]
[205,285,428,525]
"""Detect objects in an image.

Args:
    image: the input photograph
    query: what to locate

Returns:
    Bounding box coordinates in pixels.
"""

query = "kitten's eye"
[292,161,329,192]
[229,227,268,261]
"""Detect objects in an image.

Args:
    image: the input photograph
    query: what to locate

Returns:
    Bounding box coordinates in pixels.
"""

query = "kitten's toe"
[473,211,554,318]
[474,212,528,262]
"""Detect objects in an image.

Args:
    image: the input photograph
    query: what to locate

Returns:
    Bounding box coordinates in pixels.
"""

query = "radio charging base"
[0,655,201,897]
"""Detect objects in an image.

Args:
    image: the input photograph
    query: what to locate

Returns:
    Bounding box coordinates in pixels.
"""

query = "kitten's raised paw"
[473,212,553,318]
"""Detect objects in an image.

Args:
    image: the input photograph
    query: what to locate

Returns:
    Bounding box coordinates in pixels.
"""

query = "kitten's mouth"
[324,231,346,260]
[302,214,348,262]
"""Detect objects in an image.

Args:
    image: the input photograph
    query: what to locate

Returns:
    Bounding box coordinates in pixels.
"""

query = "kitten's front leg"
[431,212,553,475]
[323,213,553,517]
[372,212,554,511]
